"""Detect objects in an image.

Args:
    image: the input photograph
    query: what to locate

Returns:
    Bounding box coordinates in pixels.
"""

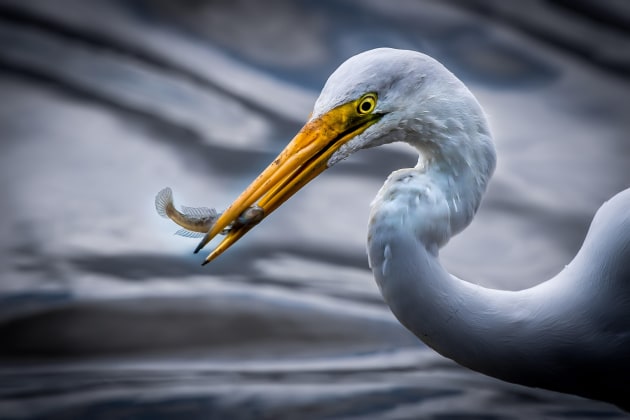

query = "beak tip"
[202,253,216,266]
[194,232,212,254]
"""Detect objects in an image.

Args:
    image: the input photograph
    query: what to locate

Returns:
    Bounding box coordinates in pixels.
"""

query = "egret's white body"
[164,48,630,409]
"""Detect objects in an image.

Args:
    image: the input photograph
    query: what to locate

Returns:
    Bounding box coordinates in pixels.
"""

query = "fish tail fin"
[155,187,175,218]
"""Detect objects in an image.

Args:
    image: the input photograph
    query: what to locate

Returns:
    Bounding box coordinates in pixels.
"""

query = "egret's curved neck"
[367,123,630,401]
[407,94,497,239]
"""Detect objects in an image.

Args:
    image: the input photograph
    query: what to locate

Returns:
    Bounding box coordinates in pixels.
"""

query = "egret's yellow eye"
[357,93,377,115]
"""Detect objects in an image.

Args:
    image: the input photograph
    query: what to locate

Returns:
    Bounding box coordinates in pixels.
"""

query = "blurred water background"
[0,0,629,418]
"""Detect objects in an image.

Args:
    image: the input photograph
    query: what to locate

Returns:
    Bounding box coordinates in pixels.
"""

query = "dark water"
[1,0,629,418]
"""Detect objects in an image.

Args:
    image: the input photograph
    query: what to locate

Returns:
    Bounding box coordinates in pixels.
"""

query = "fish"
[155,187,219,238]
[155,187,265,238]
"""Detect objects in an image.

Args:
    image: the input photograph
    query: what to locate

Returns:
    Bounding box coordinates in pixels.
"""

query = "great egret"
[158,48,630,409]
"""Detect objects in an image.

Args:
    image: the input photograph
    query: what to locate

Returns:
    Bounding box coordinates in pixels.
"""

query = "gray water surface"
[1,0,629,418]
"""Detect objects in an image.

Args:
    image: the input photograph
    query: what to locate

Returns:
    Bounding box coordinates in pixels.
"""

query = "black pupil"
[361,101,371,112]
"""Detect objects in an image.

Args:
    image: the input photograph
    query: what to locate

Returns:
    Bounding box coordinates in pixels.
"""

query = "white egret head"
[197,48,494,262]
[314,48,492,168]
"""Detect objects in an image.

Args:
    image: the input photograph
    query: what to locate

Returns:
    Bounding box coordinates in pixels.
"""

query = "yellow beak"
[196,98,382,265]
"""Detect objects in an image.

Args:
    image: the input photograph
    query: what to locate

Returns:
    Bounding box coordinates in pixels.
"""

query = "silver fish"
[155,187,264,238]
